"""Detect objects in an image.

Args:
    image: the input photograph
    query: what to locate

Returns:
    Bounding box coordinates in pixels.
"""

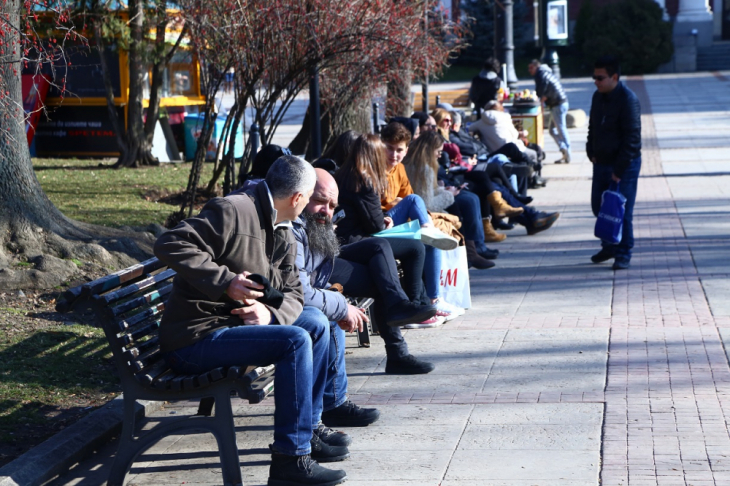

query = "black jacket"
[586,81,642,178]
[533,65,567,108]
[449,128,490,158]
[334,179,385,245]
[469,70,502,110]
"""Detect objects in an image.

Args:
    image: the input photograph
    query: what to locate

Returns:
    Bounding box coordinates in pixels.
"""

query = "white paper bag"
[439,246,471,309]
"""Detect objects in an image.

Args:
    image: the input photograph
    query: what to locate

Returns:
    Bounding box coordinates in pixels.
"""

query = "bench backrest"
[58,258,179,388]
[413,89,471,109]
[57,258,276,402]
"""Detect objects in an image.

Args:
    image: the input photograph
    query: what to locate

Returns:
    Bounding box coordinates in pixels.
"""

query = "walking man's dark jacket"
[586,81,642,179]
[154,181,304,353]
[533,65,567,108]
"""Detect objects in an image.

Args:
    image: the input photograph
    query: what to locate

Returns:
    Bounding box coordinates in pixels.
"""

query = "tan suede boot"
[483,217,507,243]
[487,191,524,219]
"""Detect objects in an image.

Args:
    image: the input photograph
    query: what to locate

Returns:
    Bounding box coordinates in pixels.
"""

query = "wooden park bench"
[55,257,276,486]
[412,88,471,111]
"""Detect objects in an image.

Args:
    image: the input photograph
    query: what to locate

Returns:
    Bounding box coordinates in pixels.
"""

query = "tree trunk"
[113,0,158,168]
[0,0,154,289]
[0,0,81,242]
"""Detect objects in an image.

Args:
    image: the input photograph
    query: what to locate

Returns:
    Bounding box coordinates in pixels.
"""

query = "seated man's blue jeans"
[291,308,331,426]
[386,194,430,226]
[323,323,348,413]
[386,194,441,300]
[549,102,571,153]
[591,157,641,260]
[163,306,329,456]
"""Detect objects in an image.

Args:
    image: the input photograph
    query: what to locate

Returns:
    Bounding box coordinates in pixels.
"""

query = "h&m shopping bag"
[594,182,626,244]
[373,220,421,240]
[439,245,471,309]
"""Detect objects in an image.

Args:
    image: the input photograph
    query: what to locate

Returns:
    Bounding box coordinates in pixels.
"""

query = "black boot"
[268,452,347,486]
[385,354,435,375]
[314,422,352,447]
[321,400,380,427]
[310,433,350,462]
[385,301,437,327]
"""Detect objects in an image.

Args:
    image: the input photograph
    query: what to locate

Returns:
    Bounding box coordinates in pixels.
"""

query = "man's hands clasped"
[227,272,272,325]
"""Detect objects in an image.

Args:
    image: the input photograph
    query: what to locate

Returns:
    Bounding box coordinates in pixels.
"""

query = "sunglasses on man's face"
[425,123,437,129]
[592,75,608,81]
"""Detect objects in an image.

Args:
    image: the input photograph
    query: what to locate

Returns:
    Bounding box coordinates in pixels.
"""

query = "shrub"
[575,0,673,74]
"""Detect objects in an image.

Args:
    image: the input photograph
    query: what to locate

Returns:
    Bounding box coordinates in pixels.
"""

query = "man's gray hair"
[450,111,461,127]
[265,155,316,199]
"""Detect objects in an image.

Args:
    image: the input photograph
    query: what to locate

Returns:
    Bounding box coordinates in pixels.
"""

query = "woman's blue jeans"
[386,194,441,299]
[163,306,329,456]
[386,194,430,226]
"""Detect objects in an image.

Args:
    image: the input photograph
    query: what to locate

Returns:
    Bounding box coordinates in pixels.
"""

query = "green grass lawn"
[0,158,219,465]
[34,158,215,228]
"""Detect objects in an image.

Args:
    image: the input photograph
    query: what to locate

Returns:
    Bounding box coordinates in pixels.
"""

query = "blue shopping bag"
[594,182,626,244]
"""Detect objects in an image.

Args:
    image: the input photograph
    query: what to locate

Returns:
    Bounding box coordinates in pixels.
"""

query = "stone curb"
[0,396,162,486]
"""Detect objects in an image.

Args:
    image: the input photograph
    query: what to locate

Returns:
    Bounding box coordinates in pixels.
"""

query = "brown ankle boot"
[482,218,506,243]
[465,241,495,269]
[487,191,524,219]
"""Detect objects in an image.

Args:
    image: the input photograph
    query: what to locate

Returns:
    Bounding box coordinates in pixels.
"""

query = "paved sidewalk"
[48,72,730,486]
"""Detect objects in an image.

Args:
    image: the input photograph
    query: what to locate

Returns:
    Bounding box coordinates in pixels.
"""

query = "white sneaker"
[434,298,465,320]
[420,227,458,251]
[404,315,445,329]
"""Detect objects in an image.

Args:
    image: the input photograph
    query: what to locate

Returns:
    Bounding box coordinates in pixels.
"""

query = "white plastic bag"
[439,246,471,309]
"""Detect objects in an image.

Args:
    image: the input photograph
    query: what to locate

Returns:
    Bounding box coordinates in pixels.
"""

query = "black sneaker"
[314,422,352,447]
[310,433,350,462]
[385,354,435,375]
[591,248,615,263]
[268,453,347,486]
[385,301,437,327]
[613,258,630,270]
[321,400,380,428]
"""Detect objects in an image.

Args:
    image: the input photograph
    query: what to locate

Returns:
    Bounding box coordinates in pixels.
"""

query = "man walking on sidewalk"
[529,59,571,164]
[587,55,642,271]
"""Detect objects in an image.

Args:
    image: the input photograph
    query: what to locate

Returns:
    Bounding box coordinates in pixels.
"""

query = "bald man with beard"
[292,170,437,407]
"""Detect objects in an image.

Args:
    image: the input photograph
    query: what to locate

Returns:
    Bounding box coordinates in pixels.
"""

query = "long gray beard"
[303,212,340,261]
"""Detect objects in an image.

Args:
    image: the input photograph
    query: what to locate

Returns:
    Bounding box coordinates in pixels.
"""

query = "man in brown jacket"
[154,155,348,486]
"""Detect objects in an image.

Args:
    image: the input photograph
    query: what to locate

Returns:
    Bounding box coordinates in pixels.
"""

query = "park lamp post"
[534,0,569,80]
[494,0,519,89]
[309,65,322,159]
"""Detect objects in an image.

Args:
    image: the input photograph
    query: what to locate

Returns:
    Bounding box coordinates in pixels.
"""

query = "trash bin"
[184,113,245,161]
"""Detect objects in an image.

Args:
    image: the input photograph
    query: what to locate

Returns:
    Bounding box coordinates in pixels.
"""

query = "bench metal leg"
[211,390,243,486]
[197,396,215,416]
[107,392,243,486]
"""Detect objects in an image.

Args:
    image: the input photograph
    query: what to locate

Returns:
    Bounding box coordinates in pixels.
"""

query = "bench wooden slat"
[109,284,173,317]
[95,269,177,306]
[117,305,165,332]
[81,257,167,297]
